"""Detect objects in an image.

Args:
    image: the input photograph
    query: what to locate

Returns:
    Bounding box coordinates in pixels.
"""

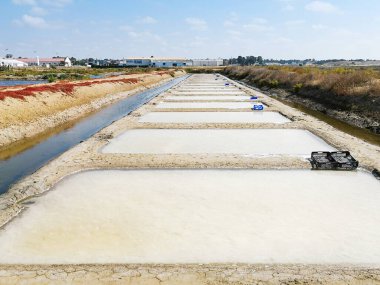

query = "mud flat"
[138,111,291,124]
[102,129,334,155]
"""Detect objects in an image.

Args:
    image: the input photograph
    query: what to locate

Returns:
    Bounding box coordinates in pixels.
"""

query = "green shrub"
[293,83,303,93]
[269,79,279,88]
[47,74,57,83]
[58,73,69,80]
[258,79,269,88]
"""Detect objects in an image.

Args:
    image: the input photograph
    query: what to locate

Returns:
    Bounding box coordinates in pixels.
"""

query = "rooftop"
[126,57,189,61]
[18,57,67,63]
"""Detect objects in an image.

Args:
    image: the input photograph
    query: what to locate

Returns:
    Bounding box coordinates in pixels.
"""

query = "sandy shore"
[0,70,184,150]
[0,74,379,284]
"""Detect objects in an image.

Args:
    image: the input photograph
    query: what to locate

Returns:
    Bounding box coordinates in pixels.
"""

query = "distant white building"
[192,59,224,67]
[265,62,283,66]
[123,57,192,67]
[0,58,28,68]
[122,57,225,67]
[18,57,72,67]
[151,58,192,67]
[123,58,152,67]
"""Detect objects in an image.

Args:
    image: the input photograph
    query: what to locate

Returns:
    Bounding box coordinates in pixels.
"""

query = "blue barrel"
[252,104,264,111]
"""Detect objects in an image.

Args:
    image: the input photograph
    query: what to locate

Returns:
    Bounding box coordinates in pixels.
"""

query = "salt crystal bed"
[139,112,290,124]
[164,95,252,101]
[0,169,379,264]
[172,91,246,95]
[102,129,334,155]
[177,85,236,87]
[176,88,239,91]
[156,102,265,109]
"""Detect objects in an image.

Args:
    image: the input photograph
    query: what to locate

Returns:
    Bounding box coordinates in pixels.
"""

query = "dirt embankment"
[0,70,184,150]
[222,66,380,133]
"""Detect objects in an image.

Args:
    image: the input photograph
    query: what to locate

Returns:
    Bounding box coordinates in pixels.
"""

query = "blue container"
[252,104,264,111]
[250,96,258,100]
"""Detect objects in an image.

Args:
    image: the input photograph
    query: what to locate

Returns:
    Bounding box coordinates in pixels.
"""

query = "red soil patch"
[156,71,170,76]
[0,77,141,101]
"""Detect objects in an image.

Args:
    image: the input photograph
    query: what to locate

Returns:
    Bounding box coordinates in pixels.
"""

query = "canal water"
[0,80,47,87]
[89,75,105,79]
[0,75,188,194]
[278,99,380,147]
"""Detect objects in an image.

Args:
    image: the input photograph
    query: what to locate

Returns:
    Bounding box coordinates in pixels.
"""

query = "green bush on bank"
[293,83,303,93]
[47,74,56,83]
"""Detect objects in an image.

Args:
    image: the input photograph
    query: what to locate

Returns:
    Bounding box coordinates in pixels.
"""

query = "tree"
[246,56,257,65]
[70,57,77,65]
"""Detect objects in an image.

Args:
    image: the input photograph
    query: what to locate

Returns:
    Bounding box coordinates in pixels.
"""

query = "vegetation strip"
[222,66,380,132]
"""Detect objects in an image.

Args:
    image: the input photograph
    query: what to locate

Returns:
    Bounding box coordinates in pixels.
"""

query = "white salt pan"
[176,88,240,91]
[179,85,232,87]
[156,102,263,109]
[102,129,334,155]
[139,112,290,124]
[173,91,245,95]
[0,169,378,264]
[164,95,252,101]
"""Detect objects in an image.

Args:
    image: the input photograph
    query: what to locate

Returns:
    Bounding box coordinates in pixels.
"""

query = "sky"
[0,0,379,60]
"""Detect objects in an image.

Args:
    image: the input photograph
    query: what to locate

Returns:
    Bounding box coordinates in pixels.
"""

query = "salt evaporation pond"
[176,88,239,91]
[164,95,252,101]
[156,102,264,109]
[173,91,244,95]
[139,112,290,124]
[179,85,233,88]
[0,169,379,264]
[102,129,334,155]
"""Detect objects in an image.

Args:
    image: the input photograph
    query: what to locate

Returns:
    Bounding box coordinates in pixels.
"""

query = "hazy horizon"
[1,0,379,60]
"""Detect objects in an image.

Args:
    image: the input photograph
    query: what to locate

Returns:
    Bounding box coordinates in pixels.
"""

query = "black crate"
[330,151,359,170]
[309,151,358,170]
[309,152,337,169]
[372,169,380,180]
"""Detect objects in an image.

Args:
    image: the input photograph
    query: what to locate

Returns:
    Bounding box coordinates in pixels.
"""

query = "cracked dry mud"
[1,264,380,285]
